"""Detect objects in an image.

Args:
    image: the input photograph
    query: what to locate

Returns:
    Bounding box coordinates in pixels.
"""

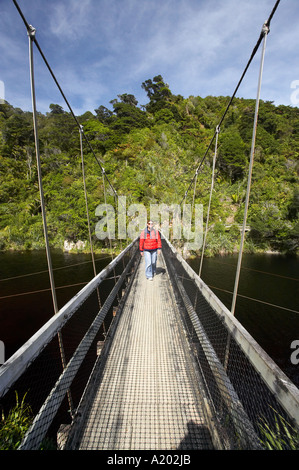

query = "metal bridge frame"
[164,237,299,430]
[0,239,137,399]
[1,237,298,450]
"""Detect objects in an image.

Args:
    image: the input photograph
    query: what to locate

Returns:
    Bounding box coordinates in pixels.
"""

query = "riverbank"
[1,248,298,390]
[172,239,298,259]
[0,239,124,256]
[1,219,298,257]
[1,239,298,258]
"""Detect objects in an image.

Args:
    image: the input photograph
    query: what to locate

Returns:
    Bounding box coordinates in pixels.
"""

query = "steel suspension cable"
[101,171,119,306]
[223,22,270,370]
[27,23,74,416]
[79,126,96,278]
[12,0,119,202]
[2,255,297,284]
[2,278,298,315]
[102,170,115,263]
[199,125,220,278]
[79,125,102,312]
[192,126,219,313]
[27,25,57,315]
[12,0,126,290]
[180,0,281,206]
[231,22,269,316]
[208,285,299,315]
[0,256,113,283]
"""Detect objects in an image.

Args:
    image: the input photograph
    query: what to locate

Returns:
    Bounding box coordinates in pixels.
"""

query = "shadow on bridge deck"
[63,253,215,450]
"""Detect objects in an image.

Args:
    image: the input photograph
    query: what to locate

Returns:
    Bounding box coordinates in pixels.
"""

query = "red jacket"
[139,228,162,252]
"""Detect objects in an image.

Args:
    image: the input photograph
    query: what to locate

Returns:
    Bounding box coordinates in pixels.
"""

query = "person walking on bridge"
[139,221,162,281]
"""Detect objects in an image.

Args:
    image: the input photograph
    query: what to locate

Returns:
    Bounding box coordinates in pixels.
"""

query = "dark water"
[0,249,113,361]
[187,253,299,387]
[0,249,298,387]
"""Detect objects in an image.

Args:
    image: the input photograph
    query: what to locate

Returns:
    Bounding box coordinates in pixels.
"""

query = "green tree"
[0,82,298,254]
[141,75,172,113]
[217,131,246,181]
[94,105,113,124]
[109,95,148,134]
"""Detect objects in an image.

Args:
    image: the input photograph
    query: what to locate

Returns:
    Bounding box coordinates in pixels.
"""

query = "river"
[187,252,299,387]
[0,249,298,387]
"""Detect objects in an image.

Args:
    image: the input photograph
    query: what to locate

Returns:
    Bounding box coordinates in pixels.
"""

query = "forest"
[0,75,298,256]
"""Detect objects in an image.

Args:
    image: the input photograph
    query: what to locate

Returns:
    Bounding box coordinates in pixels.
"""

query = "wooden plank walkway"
[64,253,214,450]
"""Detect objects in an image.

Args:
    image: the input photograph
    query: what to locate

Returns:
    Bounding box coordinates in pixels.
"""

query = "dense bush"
[0,76,298,254]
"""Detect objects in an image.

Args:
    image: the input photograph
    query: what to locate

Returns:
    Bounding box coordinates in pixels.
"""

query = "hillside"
[0,75,298,255]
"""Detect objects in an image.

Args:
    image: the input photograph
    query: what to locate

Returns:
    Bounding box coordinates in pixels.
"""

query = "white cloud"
[49,0,93,40]
[1,0,298,114]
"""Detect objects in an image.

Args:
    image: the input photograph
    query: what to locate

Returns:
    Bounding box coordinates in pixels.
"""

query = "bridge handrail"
[18,245,139,450]
[0,238,138,399]
[164,236,299,428]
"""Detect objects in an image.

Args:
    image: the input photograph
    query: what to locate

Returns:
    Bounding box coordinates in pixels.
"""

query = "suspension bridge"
[0,0,299,451]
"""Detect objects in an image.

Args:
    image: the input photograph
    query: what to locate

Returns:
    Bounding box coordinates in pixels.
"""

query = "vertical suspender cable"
[79,126,102,311]
[191,171,198,211]
[231,23,269,316]
[12,0,120,214]
[102,171,119,303]
[102,170,116,267]
[79,126,98,281]
[193,127,218,311]
[28,25,74,416]
[199,125,220,278]
[28,26,58,316]
[180,0,281,207]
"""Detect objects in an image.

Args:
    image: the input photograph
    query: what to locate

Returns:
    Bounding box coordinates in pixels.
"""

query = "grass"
[259,408,299,450]
[0,391,33,450]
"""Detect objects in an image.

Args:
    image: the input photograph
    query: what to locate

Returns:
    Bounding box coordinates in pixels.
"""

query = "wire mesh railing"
[163,237,299,450]
[1,235,298,450]
[0,238,139,450]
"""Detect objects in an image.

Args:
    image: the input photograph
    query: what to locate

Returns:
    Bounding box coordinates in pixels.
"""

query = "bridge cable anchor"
[261,22,270,36]
[27,24,36,39]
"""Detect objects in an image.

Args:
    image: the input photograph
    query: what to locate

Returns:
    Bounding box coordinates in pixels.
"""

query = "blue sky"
[1,0,298,115]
